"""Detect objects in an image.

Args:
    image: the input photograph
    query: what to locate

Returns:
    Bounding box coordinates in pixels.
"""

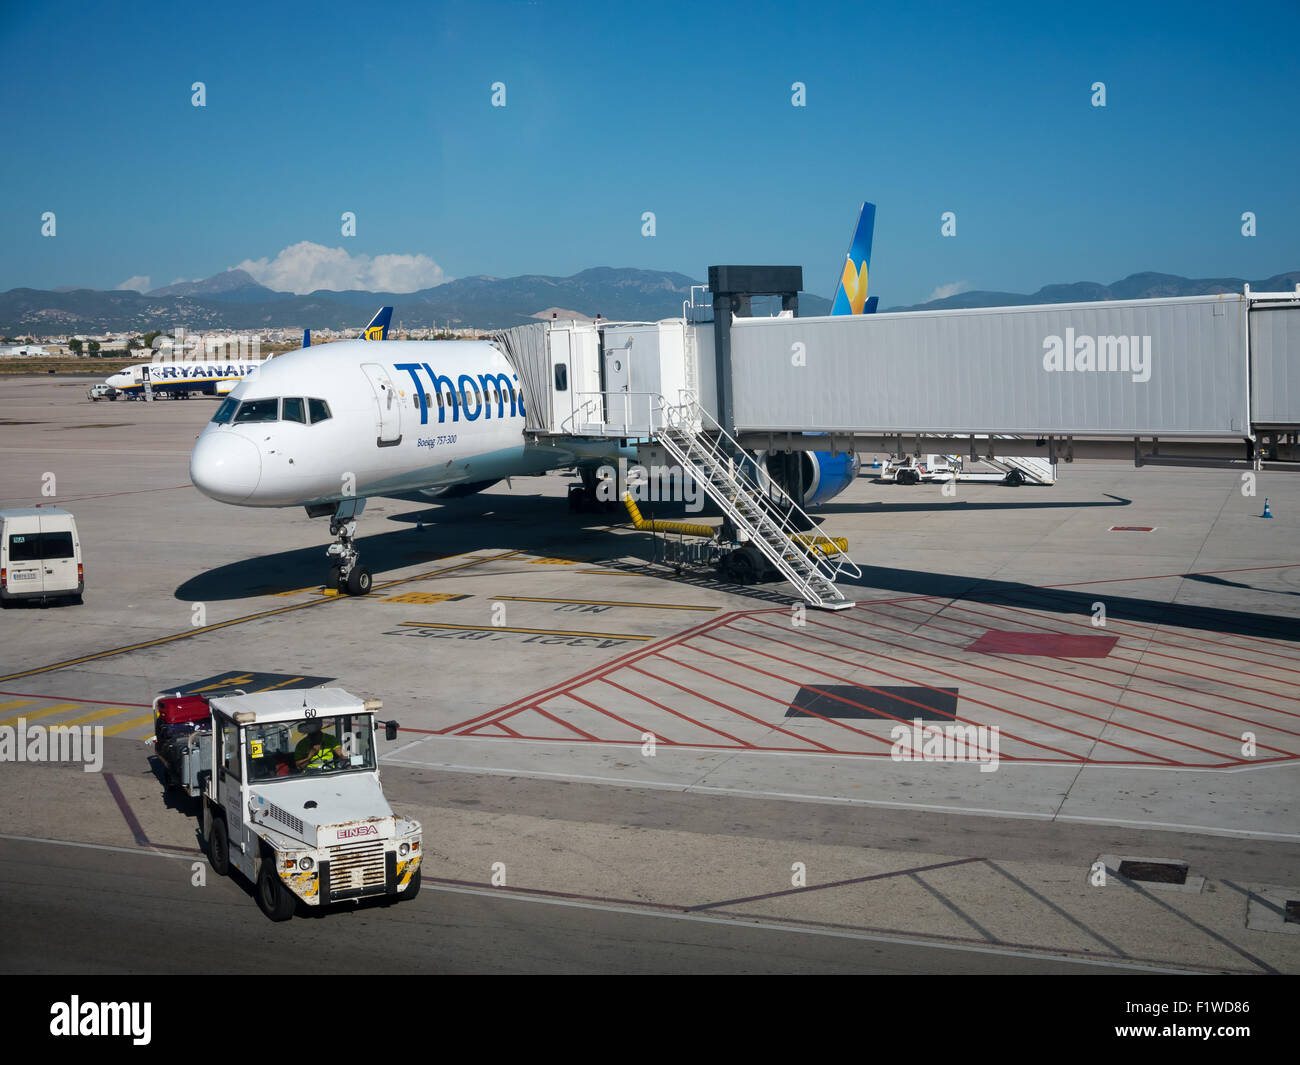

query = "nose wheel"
[326,517,373,596]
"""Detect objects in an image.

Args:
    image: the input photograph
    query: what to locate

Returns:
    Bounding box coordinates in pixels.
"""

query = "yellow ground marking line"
[397,622,653,641]
[490,595,719,612]
[56,706,141,728]
[250,677,305,692]
[578,569,646,576]
[101,713,155,737]
[0,699,35,715]
[0,550,524,685]
[0,702,80,728]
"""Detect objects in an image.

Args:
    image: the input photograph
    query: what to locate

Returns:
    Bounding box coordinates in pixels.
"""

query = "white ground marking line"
[0,833,198,860]
[382,733,1300,774]
[379,758,1300,842]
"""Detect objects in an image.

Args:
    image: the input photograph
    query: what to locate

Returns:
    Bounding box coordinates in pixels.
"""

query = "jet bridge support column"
[708,265,803,436]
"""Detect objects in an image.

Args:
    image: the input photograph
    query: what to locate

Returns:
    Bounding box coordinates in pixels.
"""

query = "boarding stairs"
[657,395,860,609]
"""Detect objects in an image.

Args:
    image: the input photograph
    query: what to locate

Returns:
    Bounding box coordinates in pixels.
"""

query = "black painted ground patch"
[1118,859,1188,885]
[786,684,957,721]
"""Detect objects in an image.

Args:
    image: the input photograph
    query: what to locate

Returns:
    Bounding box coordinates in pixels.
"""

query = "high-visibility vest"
[301,740,337,768]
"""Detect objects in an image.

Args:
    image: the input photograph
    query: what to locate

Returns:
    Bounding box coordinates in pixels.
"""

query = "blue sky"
[1,0,1296,306]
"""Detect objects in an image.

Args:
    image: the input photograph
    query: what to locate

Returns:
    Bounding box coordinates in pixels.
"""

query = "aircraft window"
[446,391,456,408]
[212,398,238,424]
[234,398,279,423]
[283,397,306,423]
[308,398,332,424]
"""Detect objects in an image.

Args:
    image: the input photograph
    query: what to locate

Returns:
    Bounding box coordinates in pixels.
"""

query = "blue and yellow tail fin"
[361,306,393,340]
[830,202,877,315]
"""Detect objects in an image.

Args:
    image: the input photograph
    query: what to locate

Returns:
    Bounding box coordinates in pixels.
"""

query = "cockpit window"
[282,397,306,424]
[234,398,280,423]
[212,398,238,424]
[308,398,331,424]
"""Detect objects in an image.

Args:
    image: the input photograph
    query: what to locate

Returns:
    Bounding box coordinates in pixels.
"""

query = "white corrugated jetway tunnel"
[496,289,1300,462]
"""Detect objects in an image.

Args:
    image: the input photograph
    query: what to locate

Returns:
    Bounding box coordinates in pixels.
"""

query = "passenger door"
[216,716,253,877]
[361,364,402,447]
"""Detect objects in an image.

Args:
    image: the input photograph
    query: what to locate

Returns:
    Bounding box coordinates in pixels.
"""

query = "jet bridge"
[493,283,1300,607]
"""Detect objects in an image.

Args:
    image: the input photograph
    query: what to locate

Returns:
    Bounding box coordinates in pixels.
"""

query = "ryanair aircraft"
[103,308,392,399]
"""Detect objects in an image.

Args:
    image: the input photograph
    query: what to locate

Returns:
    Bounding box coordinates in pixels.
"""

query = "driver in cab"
[294,718,346,772]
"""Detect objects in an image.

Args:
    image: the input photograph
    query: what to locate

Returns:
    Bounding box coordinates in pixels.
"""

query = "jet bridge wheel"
[256,858,298,922]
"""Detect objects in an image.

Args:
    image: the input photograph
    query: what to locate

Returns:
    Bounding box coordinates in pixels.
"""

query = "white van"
[0,507,83,606]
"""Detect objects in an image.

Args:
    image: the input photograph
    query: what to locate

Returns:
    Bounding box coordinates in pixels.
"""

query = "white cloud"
[926,281,973,303]
[233,241,447,294]
[117,276,151,293]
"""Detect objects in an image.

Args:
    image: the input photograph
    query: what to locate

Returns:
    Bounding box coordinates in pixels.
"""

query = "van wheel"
[68,594,83,606]
[402,866,421,901]
[209,816,230,877]
[257,861,298,922]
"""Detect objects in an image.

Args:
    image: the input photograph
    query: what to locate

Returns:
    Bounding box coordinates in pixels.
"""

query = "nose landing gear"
[324,499,372,595]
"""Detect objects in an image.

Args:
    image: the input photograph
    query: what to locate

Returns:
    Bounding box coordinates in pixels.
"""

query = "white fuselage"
[190,340,571,507]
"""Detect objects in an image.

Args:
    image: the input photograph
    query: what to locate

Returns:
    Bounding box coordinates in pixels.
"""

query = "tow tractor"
[152,687,422,921]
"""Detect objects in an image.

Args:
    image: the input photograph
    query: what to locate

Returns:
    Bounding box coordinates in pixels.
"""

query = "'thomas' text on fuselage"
[189,339,555,508]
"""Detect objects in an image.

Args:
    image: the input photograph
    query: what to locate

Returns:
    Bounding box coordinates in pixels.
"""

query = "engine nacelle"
[756,448,860,507]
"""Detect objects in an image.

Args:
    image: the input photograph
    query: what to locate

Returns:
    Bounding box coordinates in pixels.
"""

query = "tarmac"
[2,374,1298,973]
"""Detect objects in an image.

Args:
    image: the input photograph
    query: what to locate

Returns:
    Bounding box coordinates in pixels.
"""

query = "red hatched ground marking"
[438,594,1300,769]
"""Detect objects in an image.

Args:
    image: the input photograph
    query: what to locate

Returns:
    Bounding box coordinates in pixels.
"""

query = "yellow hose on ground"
[792,532,849,556]
[623,493,716,539]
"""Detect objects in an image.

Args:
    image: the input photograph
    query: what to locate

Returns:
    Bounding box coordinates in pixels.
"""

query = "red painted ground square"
[965,630,1119,657]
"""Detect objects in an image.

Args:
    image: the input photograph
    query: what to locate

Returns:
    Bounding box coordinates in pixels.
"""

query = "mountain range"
[882,270,1300,312]
[2,267,1296,336]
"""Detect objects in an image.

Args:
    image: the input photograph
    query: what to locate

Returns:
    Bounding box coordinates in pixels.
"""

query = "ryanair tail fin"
[830,202,877,315]
[361,306,394,341]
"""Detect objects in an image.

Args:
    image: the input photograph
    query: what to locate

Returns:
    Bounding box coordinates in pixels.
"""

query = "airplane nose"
[190,432,262,504]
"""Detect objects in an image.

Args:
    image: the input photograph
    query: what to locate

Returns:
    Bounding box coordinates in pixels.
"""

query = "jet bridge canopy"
[731,294,1258,438]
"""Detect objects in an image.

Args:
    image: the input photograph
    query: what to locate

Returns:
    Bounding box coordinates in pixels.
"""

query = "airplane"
[189,337,621,594]
[104,308,393,399]
[189,211,880,594]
